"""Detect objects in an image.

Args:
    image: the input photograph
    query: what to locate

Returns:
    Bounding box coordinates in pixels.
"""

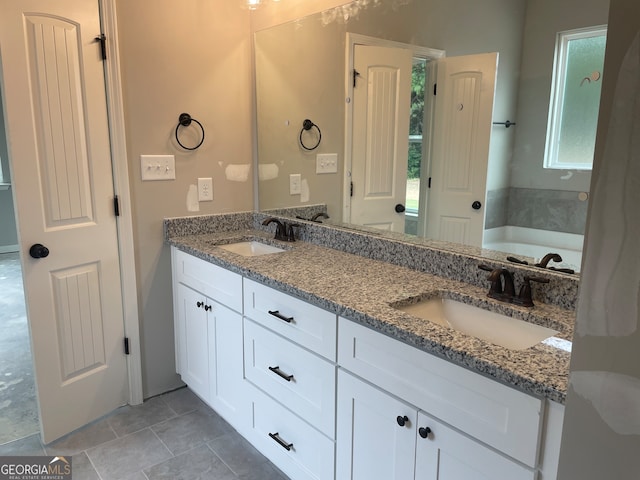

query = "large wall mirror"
[255,0,610,273]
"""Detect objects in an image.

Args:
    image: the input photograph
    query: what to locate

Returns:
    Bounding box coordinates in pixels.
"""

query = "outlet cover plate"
[289,174,301,195]
[198,177,213,201]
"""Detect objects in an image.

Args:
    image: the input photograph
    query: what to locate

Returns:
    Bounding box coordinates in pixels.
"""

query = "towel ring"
[175,113,205,150]
[299,119,322,151]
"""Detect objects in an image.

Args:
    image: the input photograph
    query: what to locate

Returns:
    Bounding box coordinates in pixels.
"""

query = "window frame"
[544,25,607,171]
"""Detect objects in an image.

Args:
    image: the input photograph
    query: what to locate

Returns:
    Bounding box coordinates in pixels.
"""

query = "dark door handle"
[29,243,49,259]
[395,204,406,213]
[418,426,432,438]
[472,201,482,210]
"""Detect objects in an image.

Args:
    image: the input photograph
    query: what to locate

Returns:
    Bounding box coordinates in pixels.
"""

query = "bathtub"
[483,226,584,273]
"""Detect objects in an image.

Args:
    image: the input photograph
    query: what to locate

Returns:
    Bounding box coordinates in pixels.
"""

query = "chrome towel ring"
[175,113,205,150]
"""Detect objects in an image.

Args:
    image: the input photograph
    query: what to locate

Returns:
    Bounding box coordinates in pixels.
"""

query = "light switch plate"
[289,174,301,195]
[316,153,338,174]
[141,155,175,181]
[198,177,213,201]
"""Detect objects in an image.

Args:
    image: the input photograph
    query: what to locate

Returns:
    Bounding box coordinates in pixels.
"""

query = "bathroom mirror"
[255,0,610,273]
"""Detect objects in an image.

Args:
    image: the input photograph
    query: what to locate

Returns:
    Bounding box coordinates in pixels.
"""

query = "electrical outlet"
[141,155,176,181]
[316,153,338,174]
[198,177,213,201]
[289,174,301,195]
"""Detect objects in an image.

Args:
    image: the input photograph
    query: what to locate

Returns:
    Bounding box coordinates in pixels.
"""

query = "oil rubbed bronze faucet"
[261,217,299,242]
[535,253,563,268]
[478,265,549,307]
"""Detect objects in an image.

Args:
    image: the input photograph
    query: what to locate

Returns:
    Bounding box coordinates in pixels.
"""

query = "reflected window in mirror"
[405,57,427,236]
[545,26,607,170]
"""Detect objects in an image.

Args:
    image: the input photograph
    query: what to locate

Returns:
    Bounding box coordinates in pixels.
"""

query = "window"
[406,58,427,216]
[544,26,607,170]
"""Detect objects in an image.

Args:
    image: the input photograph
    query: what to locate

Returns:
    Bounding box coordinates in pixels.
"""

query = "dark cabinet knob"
[472,201,482,210]
[396,415,409,427]
[197,301,204,308]
[395,204,406,213]
[418,426,432,438]
[29,243,49,259]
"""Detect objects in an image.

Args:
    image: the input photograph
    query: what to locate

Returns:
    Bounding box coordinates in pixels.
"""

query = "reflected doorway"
[0,254,39,445]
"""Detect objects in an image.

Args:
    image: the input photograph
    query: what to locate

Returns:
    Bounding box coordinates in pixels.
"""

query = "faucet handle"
[478,264,503,296]
[517,276,550,307]
[283,222,300,242]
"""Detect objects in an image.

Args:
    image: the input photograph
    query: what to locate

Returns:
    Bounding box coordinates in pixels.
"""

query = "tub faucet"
[535,253,563,268]
[311,212,330,222]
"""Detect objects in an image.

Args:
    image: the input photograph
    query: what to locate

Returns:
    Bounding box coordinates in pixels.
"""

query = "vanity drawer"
[244,279,337,360]
[248,386,335,480]
[338,317,544,468]
[172,247,242,312]
[244,318,336,438]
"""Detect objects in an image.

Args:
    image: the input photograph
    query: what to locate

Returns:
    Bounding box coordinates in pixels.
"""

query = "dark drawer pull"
[268,432,293,451]
[268,310,293,323]
[268,365,294,382]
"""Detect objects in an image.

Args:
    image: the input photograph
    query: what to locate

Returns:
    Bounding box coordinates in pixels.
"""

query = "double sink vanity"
[165,209,577,480]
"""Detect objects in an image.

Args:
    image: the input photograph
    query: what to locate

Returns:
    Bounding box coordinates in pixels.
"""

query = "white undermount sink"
[218,241,286,257]
[396,297,558,350]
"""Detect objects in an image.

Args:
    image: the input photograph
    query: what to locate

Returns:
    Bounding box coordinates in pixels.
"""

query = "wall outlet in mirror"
[289,174,301,195]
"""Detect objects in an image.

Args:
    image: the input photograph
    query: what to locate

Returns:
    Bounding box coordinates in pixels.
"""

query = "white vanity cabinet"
[337,317,544,480]
[171,247,247,431]
[242,278,337,480]
[337,370,535,480]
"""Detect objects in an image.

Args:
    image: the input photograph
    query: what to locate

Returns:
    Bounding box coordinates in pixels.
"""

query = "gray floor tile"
[0,433,45,456]
[151,410,232,456]
[46,418,117,455]
[107,396,176,437]
[238,462,289,480]
[86,429,171,480]
[144,444,235,480]
[160,387,212,416]
[207,431,269,477]
[71,451,100,480]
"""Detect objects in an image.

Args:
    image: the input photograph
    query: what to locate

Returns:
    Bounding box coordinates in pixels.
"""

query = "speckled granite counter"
[166,227,573,405]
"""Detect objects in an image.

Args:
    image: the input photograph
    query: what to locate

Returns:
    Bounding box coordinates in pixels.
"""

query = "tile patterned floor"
[0,387,289,480]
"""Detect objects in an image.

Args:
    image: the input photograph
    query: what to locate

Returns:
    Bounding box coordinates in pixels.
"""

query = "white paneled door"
[0,0,128,442]
[350,44,413,232]
[427,53,498,247]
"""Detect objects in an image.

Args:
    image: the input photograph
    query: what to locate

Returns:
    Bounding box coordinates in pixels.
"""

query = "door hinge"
[124,337,130,355]
[350,181,354,197]
[433,83,437,96]
[428,177,432,188]
[113,195,120,217]
[353,69,361,88]
[94,33,107,60]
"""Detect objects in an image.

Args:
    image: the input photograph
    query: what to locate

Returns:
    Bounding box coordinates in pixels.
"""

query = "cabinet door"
[176,283,209,402]
[415,412,535,480]
[208,301,248,432]
[337,370,416,480]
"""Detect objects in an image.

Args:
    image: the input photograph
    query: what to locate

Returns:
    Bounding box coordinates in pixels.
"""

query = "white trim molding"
[99,0,143,405]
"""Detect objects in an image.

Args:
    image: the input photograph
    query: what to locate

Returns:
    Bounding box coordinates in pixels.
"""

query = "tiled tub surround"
[165,212,577,404]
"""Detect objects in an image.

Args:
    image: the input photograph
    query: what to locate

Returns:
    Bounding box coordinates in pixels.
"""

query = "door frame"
[342,33,445,225]
[99,0,143,405]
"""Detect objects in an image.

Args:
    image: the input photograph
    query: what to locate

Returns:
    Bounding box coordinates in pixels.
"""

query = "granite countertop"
[168,229,573,404]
